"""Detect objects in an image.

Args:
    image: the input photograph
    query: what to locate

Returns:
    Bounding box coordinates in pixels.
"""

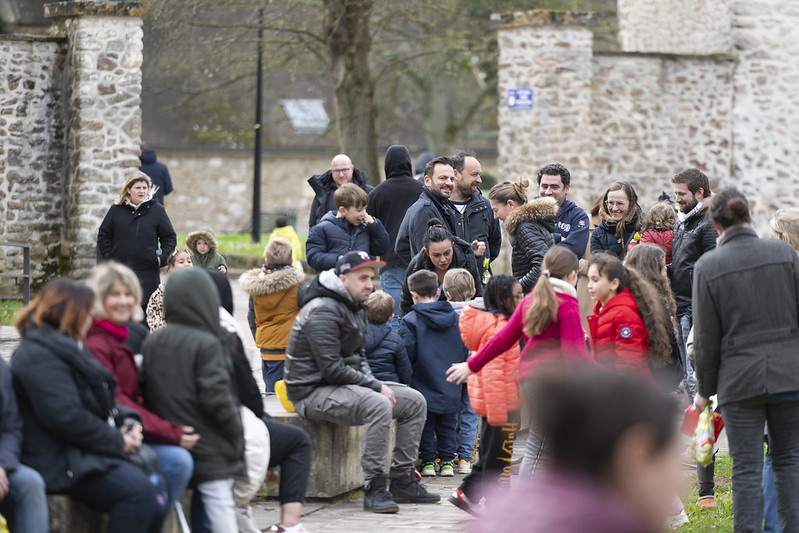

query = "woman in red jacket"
[85,262,197,516]
[586,253,671,382]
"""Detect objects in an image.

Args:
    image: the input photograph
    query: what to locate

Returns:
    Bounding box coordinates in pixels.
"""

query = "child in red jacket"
[586,253,672,383]
[627,202,677,263]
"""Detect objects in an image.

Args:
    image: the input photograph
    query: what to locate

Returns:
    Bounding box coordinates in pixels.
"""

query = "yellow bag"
[274,380,295,413]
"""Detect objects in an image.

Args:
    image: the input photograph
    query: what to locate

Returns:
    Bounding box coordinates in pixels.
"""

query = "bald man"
[307,154,373,228]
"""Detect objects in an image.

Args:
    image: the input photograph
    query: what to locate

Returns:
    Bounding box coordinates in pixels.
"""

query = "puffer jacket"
[670,206,716,315]
[305,211,389,272]
[628,229,674,264]
[587,289,652,382]
[590,205,642,258]
[399,237,482,318]
[504,198,557,293]
[284,270,382,403]
[142,268,246,484]
[186,227,227,271]
[307,167,373,228]
[364,322,412,384]
[460,305,521,426]
[239,265,305,358]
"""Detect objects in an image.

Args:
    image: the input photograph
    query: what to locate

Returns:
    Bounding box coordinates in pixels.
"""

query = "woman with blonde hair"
[770,207,799,251]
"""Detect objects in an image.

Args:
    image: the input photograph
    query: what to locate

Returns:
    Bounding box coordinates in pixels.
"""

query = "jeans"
[722,397,799,532]
[677,313,697,399]
[698,453,716,497]
[150,444,193,513]
[456,387,479,463]
[764,443,781,533]
[6,464,48,533]
[294,383,427,481]
[65,461,167,533]
[380,265,405,334]
[264,417,312,504]
[420,412,458,463]
[262,359,285,393]
[460,412,520,501]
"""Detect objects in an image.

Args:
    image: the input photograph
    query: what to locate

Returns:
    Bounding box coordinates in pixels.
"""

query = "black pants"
[698,454,716,497]
[459,411,520,501]
[264,416,312,504]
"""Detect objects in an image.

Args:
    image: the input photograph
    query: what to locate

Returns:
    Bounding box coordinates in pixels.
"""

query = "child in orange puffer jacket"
[449,275,523,516]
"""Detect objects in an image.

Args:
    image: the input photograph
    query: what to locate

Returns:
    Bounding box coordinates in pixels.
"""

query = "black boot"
[390,471,441,504]
[363,474,399,513]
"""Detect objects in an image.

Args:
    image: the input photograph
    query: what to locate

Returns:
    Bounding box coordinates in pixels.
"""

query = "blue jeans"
[456,387,479,463]
[151,444,193,512]
[7,464,48,533]
[380,265,405,334]
[262,359,285,393]
[420,412,457,463]
[677,313,697,399]
[764,444,781,533]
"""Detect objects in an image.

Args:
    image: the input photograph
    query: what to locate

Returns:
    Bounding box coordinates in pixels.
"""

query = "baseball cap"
[335,251,385,275]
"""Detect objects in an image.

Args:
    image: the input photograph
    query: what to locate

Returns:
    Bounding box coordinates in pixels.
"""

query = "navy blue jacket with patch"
[554,199,591,258]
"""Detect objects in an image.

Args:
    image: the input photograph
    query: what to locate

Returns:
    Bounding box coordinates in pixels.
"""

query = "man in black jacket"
[367,146,424,331]
[284,251,439,513]
[139,146,173,205]
[307,154,373,228]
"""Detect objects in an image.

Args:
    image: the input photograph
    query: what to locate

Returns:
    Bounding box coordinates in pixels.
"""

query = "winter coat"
[399,238,482,318]
[146,282,167,331]
[451,192,502,277]
[590,205,642,258]
[504,198,558,293]
[284,270,382,403]
[186,228,228,272]
[367,145,425,267]
[239,265,305,360]
[364,322,412,384]
[628,229,674,264]
[305,212,390,272]
[142,268,246,484]
[670,205,716,315]
[588,289,652,382]
[0,359,22,475]
[399,301,468,414]
[460,305,522,426]
[307,167,373,228]
[394,188,460,265]
[467,278,589,379]
[85,319,184,446]
[554,199,591,259]
[11,323,135,492]
[139,148,173,205]
[693,226,799,405]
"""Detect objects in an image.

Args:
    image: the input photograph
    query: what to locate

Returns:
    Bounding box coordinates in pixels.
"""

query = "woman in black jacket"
[399,219,482,317]
[590,181,642,258]
[11,279,167,533]
[97,173,177,309]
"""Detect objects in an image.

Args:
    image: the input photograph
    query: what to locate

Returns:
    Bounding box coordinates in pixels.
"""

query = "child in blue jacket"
[400,270,468,478]
[364,291,412,384]
[306,183,390,272]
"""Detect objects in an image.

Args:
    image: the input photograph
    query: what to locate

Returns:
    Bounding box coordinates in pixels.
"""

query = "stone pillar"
[44,1,149,276]
[494,11,597,207]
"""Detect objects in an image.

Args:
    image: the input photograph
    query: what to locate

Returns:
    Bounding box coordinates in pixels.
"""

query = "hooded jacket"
[399,301,468,414]
[186,227,228,272]
[0,359,22,476]
[307,167,373,228]
[284,270,382,403]
[142,268,246,484]
[139,149,173,205]
[394,188,461,265]
[590,205,642,258]
[305,212,390,272]
[451,192,502,277]
[554,199,591,258]
[367,146,425,267]
[670,204,716,315]
[504,198,558,293]
[364,321,412,384]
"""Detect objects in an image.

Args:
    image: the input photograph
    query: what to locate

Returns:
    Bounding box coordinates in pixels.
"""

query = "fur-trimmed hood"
[186,227,219,254]
[239,265,304,297]
[504,197,558,238]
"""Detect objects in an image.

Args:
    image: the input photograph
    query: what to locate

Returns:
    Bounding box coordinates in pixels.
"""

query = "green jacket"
[191,250,227,271]
[142,268,246,484]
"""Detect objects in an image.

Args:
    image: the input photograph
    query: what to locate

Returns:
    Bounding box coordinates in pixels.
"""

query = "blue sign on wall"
[507,89,533,110]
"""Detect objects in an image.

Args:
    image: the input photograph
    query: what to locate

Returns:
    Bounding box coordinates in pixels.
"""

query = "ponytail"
[524,247,578,337]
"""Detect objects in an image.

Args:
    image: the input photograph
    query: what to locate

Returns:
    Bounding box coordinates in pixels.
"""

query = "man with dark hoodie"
[139,146,173,206]
[307,154,373,228]
[284,251,439,513]
[367,145,424,330]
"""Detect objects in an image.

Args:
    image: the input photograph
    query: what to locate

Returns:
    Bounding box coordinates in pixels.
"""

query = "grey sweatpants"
[294,383,427,481]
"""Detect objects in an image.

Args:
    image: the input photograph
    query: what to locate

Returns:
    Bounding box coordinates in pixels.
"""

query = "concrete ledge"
[491,10,600,29]
[44,2,150,19]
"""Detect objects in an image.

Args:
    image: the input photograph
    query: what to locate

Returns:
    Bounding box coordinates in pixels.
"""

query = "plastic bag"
[694,406,715,467]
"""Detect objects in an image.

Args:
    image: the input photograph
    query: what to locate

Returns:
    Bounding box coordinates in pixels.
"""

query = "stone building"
[495,0,799,232]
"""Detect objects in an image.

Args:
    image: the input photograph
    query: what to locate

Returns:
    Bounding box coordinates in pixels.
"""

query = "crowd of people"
[3,145,799,533]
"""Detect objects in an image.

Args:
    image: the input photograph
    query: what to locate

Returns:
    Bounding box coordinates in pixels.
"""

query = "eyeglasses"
[332,167,352,174]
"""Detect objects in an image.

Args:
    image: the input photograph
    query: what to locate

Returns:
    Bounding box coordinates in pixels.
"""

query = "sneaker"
[390,471,441,504]
[439,461,455,476]
[363,475,399,513]
[698,495,717,510]
[420,462,436,477]
[458,459,472,474]
[275,525,310,533]
[448,488,480,517]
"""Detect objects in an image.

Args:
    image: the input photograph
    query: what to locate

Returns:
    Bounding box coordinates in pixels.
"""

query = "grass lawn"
[677,454,733,532]
[176,232,307,258]
[0,300,23,326]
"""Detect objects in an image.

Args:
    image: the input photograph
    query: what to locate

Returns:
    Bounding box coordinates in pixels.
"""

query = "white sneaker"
[235,506,261,533]
[458,459,472,474]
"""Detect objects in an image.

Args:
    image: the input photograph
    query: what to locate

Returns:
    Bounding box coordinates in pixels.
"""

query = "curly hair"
[641,202,677,233]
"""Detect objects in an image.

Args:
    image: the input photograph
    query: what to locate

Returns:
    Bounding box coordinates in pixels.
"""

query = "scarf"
[678,198,705,223]
[93,318,128,342]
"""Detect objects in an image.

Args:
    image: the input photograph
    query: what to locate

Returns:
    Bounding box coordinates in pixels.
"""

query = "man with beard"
[395,156,460,264]
[449,150,502,278]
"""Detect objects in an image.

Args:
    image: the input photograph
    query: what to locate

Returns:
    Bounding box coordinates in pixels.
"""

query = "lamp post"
[251,7,264,243]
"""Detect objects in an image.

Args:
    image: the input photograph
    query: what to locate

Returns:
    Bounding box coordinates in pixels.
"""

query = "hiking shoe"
[448,488,480,517]
[420,462,436,476]
[390,471,441,504]
[458,459,472,474]
[363,474,399,513]
[440,461,455,476]
[698,495,717,510]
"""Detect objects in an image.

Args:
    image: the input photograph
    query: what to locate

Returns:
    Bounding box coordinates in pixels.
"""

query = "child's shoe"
[420,462,436,477]
[448,488,480,516]
[458,459,472,474]
[439,461,454,476]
